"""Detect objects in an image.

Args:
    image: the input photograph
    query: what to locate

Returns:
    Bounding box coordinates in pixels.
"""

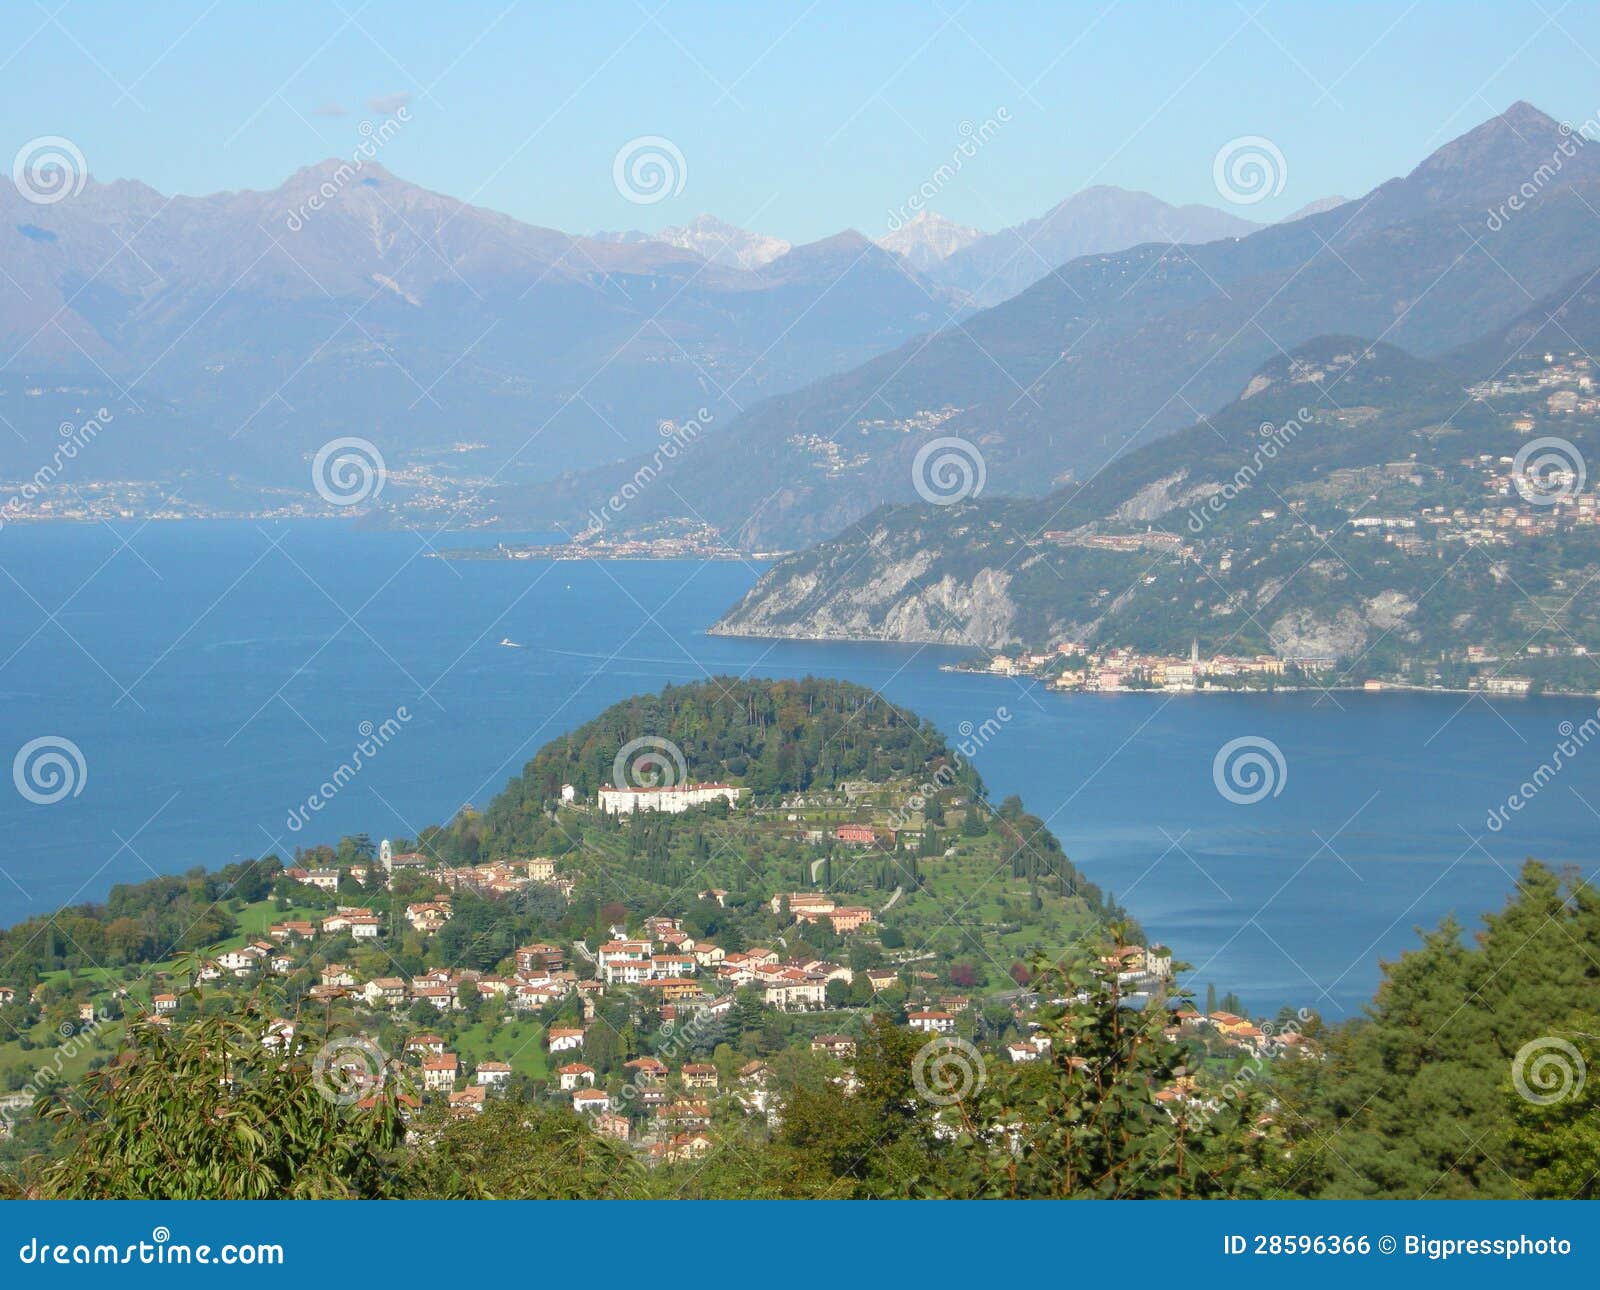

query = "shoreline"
[936,670,1600,700]
[706,624,1600,700]
[430,548,753,563]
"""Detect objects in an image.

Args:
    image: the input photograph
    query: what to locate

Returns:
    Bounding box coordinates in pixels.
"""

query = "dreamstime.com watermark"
[1212,136,1287,206]
[18,1228,284,1267]
[0,408,113,533]
[284,107,411,231]
[1190,1009,1313,1123]
[285,708,411,833]
[613,136,687,205]
[582,409,712,535]
[311,436,387,507]
[912,436,986,505]
[1186,408,1309,533]
[884,109,1011,233]
[612,735,687,790]
[311,1035,390,1106]
[1484,709,1600,832]
[912,1034,985,1105]
[617,1007,719,1108]
[1511,436,1585,506]
[1511,1035,1586,1105]
[1485,111,1600,232]
[11,136,87,205]
[1212,735,1287,805]
[12,735,87,805]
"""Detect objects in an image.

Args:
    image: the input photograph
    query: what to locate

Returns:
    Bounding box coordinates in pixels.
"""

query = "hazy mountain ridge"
[711,337,1472,646]
[0,162,959,491]
[511,102,1600,550]
[931,184,1262,304]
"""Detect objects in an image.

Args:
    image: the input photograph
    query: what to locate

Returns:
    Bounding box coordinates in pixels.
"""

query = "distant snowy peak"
[659,214,791,269]
[876,210,985,272]
[590,213,791,269]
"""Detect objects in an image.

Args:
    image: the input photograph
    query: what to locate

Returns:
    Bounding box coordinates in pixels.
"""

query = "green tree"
[31,990,409,1199]
[941,947,1267,1199]
[1502,1024,1600,1197]
[769,1015,943,1197]
[1274,862,1600,1199]
[403,1099,642,1198]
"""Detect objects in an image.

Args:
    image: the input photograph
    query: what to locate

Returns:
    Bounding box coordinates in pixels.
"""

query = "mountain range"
[0,160,1287,505]
[611,191,1358,306]
[0,162,960,491]
[612,188,1271,303]
[3,101,1588,549]
[515,101,1600,551]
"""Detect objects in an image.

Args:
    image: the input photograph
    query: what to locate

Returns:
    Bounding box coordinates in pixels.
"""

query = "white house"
[215,948,261,976]
[348,916,381,940]
[547,1027,585,1052]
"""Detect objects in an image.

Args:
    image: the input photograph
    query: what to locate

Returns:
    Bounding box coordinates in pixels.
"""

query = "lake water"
[2,520,1597,1016]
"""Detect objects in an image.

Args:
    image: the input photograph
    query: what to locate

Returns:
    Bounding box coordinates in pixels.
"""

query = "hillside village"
[0,786,1310,1164]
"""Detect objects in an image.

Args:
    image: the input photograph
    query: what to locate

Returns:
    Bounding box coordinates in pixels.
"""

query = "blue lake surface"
[2,520,1597,1016]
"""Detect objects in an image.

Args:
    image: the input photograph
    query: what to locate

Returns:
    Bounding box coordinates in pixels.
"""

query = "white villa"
[597,783,743,815]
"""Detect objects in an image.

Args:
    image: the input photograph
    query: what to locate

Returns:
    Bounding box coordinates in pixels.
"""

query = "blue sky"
[5,1,1600,241]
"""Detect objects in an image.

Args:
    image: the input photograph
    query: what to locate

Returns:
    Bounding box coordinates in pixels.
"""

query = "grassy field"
[6,897,328,1092]
[0,1015,125,1095]
[216,899,329,947]
[451,1017,551,1079]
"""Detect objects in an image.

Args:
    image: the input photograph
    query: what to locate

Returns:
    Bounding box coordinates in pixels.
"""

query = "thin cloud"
[366,92,413,115]
[311,100,348,118]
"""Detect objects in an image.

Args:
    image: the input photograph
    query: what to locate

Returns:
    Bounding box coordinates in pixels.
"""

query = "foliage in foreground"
[1272,861,1600,1198]
[23,988,410,1200]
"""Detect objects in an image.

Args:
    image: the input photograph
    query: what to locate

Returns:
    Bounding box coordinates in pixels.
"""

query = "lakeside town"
[956,639,1565,697]
[958,640,1335,693]
[429,523,757,563]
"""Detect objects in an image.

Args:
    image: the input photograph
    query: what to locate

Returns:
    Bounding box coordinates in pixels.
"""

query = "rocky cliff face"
[1266,591,1419,659]
[712,521,1029,648]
